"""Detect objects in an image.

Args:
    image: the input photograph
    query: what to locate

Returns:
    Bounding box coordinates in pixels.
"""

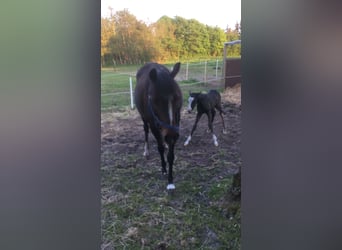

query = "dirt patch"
[101,85,241,249]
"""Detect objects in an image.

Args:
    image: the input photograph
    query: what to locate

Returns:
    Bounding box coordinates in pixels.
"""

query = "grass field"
[101,101,242,249]
[101,159,241,249]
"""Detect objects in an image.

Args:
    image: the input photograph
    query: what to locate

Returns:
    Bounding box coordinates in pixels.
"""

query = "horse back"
[196,90,222,112]
[207,90,221,103]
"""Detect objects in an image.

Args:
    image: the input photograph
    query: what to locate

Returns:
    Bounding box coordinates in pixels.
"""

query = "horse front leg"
[184,112,203,146]
[150,127,167,175]
[157,142,167,175]
[166,142,175,190]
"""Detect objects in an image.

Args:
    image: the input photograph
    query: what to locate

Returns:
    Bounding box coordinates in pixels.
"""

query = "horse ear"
[149,68,157,82]
[170,62,181,78]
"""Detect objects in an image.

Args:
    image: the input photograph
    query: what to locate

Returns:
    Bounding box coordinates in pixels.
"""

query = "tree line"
[101,9,241,66]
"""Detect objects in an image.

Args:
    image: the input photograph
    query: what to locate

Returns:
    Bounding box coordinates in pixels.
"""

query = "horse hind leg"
[207,111,219,146]
[143,120,150,157]
[220,112,227,134]
[206,109,216,133]
[216,104,227,134]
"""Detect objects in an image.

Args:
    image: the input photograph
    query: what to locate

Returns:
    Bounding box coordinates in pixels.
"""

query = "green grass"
[101,161,241,249]
[101,68,137,111]
[101,78,241,249]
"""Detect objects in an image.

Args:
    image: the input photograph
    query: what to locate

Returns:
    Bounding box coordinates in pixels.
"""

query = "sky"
[101,0,241,30]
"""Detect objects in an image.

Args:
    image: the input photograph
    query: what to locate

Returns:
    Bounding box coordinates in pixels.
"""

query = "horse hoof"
[214,141,219,146]
[222,129,227,134]
[167,184,175,190]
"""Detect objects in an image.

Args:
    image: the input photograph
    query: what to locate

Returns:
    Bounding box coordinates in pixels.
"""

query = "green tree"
[207,26,226,57]
[101,16,115,67]
[225,22,241,56]
[108,9,155,65]
[187,19,210,58]
[152,16,179,62]
[101,9,241,64]
[173,16,210,60]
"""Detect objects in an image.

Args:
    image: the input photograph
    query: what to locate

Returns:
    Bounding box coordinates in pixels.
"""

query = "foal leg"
[143,120,150,157]
[207,111,219,146]
[219,111,227,134]
[215,105,227,134]
[206,109,216,133]
[184,112,203,146]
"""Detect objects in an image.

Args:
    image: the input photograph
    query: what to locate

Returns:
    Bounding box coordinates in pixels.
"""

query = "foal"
[184,89,227,146]
[134,62,182,190]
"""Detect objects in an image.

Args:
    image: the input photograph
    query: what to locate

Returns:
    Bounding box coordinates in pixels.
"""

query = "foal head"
[187,92,200,113]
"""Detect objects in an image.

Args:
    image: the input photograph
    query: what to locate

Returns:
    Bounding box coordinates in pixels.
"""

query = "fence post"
[129,77,134,109]
[186,62,189,80]
[215,59,219,79]
[204,61,207,84]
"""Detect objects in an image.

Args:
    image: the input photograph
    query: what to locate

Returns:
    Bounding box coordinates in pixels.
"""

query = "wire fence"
[101,60,226,112]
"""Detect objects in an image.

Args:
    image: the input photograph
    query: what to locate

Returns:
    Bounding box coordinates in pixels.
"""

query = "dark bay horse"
[134,62,182,190]
[184,89,227,146]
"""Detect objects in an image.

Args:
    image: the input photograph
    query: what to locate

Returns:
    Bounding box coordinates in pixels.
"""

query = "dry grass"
[101,85,241,249]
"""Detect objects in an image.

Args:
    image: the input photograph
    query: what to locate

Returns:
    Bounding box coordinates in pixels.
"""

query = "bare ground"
[101,84,241,249]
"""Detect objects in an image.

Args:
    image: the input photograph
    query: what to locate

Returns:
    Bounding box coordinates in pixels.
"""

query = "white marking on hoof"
[222,129,227,134]
[143,143,149,156]
[206,129,211,133]
[213,134,219,146]
[167,184,175,190]
[184,135,191,146]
